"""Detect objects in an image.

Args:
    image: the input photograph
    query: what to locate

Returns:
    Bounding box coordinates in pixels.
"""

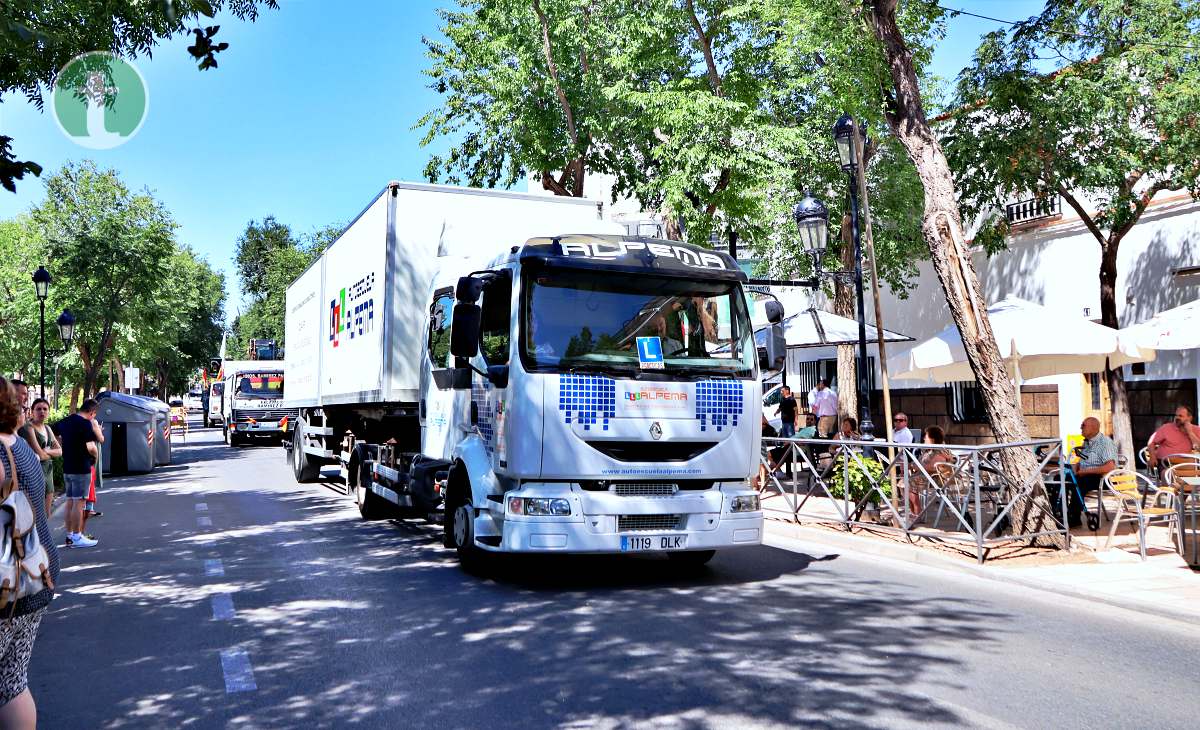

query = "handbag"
[0,442,54,612]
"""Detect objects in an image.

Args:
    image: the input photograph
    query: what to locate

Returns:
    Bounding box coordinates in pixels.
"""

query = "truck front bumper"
[487,484,763,553]
[233,422,285,435]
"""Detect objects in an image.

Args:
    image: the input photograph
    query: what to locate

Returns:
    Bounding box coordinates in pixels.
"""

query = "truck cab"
[421,235,770,565]
[221,363,296,446]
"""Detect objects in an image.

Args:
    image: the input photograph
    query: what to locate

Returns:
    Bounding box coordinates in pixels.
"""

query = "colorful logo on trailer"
[329,273,376,347]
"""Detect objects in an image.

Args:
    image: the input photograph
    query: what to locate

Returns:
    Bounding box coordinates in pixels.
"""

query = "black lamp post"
[831,113,874,440]
[31,266,51,398]
[787,114,875,440]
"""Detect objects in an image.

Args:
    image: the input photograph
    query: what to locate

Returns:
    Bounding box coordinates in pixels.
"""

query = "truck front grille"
[613,483,678,497]
[234,408,299,423]
[617,514,684,532]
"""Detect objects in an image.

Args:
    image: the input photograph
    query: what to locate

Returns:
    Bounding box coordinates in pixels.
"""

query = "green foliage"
[230,219,337,354]
[828,454,889,505]
[419,0,944,292]
[2,161,226,399]
[943,0,1200,261]
[0,1,278,193]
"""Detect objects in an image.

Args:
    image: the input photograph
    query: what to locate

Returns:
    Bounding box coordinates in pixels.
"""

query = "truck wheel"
[292,428,322,483]
[667,550,716,567]
[445,467,486,571]
[353,458,389,520]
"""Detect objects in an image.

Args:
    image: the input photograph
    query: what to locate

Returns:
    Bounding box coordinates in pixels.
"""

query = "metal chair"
[1101,470,1178,560]
[1164,461,1200,565]
[930,459,974,531]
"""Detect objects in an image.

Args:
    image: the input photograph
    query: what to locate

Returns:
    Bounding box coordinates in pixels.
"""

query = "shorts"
[64,473,90,500]
[0,608,45,705]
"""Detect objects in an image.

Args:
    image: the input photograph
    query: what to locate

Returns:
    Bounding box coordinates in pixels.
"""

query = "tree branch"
[685,0,723,97]
[532,0,580,147]
[1055,184,1108,248]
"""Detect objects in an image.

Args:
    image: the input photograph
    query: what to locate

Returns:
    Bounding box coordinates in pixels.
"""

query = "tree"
[31,162,177,397]
[230,220,336,354]
[849,0,1064,546]
[942,0,1200,459]
[0,217,46,378]
[0,0,278,192]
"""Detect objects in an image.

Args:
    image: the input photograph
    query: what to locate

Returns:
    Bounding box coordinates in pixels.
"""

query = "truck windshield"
[236,373,283,398]
[522,271,755,377]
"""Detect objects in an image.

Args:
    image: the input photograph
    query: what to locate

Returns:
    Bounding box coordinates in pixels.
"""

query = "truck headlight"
[509,497,571,516]
[730,495,759,513]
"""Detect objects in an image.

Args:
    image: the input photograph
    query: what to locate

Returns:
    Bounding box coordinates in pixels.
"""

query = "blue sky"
[0,0,1046,323]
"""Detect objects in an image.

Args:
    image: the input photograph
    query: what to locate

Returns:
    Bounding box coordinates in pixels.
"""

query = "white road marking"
[204,558,224,577]
[219,648,257,693]
[197,516,212,527]
[211,593,235,620]
[195,503,208,511]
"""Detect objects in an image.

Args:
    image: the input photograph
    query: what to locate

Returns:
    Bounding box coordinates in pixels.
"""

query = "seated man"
[796,413,817,439]
[1071,417,1117,528]
[1146,405,1200,469]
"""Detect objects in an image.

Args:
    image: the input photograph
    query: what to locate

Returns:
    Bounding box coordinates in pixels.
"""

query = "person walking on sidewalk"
[777,386,799,438]
[0,376,60,729]
[20,399,60,517]
[54,400,102,549]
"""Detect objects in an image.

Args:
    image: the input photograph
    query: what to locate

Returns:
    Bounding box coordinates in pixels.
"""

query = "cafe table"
[1179,476,1200,566]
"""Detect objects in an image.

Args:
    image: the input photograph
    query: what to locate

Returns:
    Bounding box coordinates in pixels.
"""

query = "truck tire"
[667,550,716,567]
[292,427,322,483]
[444,466,486,572]
[352,456,389,520]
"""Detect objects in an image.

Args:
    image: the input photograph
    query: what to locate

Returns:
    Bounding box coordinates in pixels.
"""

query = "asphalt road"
[29,419,1200,729]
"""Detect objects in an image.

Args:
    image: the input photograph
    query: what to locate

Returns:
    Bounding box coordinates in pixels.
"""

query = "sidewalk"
[765,517,1200,624]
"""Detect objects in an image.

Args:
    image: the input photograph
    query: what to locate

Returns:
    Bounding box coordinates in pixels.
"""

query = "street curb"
[764,519,1200,625]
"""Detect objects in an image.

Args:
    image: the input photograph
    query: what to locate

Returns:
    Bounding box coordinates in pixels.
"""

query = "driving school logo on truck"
[624,387,689,409]
[561,240,729,270]
[329,272,375,347]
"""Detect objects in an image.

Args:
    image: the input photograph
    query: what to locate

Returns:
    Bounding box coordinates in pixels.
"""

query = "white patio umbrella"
[888,296,1155,383]
[754,308,913,349]
[1120,299,1200,350]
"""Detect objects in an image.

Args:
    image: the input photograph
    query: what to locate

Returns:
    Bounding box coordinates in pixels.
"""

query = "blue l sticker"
[636,336,665,369]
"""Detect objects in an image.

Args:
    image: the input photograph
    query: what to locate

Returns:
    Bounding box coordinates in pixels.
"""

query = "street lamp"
[56,310,76,349]
[31,266,51,398]
[788,114,876,441]
[792,191,829,265]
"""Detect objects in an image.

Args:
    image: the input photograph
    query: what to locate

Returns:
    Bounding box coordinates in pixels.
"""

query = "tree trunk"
[1098,243,1134,458]
[834,214,857,420]
[867,0,1064,547]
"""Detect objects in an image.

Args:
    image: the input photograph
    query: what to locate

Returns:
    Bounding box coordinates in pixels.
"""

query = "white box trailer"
[284,181,779,571]
[284,182,618,407]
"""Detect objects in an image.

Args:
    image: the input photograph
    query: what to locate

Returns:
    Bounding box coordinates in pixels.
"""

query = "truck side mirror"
[456,275,484,304]
[764,300,785,324]
[486,365,509,389]
[450,302,481,358]
[760,322,786,372]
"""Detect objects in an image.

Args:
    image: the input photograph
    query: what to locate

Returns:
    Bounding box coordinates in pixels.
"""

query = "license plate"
[620,534,688,552]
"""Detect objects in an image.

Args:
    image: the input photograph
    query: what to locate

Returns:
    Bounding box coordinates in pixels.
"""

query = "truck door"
[475,272,512,470]
[421,288,458,459]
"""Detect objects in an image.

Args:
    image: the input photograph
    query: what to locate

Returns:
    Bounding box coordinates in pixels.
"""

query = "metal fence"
[761,437,1069,563]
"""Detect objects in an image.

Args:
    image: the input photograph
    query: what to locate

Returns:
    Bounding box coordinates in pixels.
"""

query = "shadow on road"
[36,432,1010,729]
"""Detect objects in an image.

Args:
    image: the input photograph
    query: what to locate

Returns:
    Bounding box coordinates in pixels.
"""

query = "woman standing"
[22,398,61,517]
[0,376,60,729]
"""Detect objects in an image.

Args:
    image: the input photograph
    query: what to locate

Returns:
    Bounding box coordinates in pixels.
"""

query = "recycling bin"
[96,392,157,475]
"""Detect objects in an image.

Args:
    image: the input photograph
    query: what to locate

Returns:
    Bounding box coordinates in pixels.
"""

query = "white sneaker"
[69,534,98,548]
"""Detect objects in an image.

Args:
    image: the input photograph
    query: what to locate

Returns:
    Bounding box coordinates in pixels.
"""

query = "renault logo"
[650,422,663,440]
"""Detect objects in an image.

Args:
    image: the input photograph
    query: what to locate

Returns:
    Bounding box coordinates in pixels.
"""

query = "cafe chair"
[1164,462,1200,565]
[1101,470,1178,560]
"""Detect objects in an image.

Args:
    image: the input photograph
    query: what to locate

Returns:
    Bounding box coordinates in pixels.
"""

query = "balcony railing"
[1005,195,1060,225]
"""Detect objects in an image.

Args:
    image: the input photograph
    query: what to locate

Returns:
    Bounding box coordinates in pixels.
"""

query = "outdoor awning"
[888,296,1155,383]
[1120,299,1200,350]
[755,308,913,350]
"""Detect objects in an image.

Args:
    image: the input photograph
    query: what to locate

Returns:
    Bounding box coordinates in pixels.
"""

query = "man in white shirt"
[808,380,839,437]
[892,412,914,444]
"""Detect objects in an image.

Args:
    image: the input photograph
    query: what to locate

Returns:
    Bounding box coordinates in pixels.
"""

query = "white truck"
[283,181,783,568]
[220,360,295,446]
